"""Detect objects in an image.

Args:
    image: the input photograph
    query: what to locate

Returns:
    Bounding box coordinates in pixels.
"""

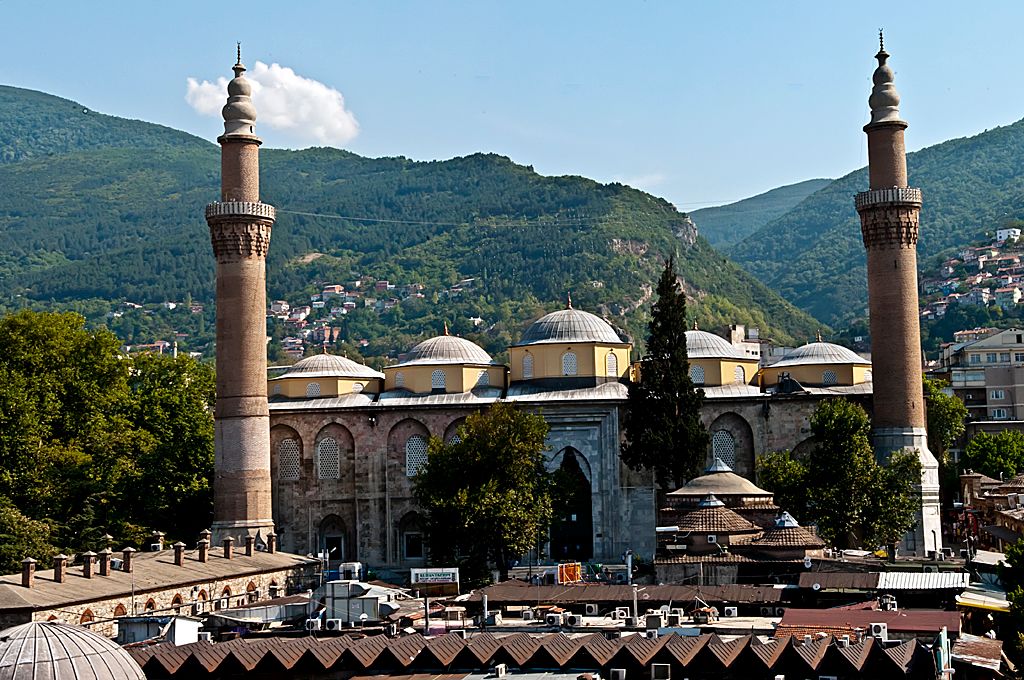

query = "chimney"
[266,532,277,555]
[245,535,255,557]
[53,554,68,583]
[122,547,136,573]
[199,528,212,544]
[98,548,112,576]
[149,531,165,552]
[82,551,96,579]
[101,533,113,549]
[223,536,234,560]
[21,558,35,589]
[198,539,209,563]
[173,542,186,566]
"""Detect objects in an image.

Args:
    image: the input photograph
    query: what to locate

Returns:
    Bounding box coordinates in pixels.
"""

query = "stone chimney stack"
[122,547,136,574]
[223,537,234,560]
[21,558,35,589]
[53,554,68,583]
[98,548,112,576]
[854,33,942,556]
[206,46,277,547]
[198,539,209,563]
[245,535,255,557]
[266,532,277,555]
[82,551,96,579]
[173,542,186,566]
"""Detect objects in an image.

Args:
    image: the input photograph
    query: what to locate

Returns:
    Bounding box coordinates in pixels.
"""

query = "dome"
[517,308,622,346]
[768,342,869,368]
[668,457,773,498]
[399,335,493,366]
[0,620,146,680]
[685,330,747,360]
[275,353,383,380]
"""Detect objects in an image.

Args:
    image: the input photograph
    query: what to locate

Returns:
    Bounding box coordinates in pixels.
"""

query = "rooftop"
[767,341,870,368]
[270,353,383,380]
[0,620,146,680]
[684,329,748,360]
[396,334,493,367]
[515,308,623,346]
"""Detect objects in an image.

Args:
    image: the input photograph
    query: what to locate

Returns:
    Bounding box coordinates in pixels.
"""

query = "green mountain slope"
[0,85,821,356]
[690,178,831,248]
[729,118,1024,325]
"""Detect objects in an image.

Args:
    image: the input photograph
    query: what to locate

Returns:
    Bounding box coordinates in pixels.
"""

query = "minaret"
[206,46,276,544]
[854,34,941,556]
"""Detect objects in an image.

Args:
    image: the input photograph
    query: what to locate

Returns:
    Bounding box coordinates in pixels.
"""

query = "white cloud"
[186,61,359,146]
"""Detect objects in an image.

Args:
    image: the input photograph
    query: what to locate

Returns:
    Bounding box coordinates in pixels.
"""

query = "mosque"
[205,35,939,574]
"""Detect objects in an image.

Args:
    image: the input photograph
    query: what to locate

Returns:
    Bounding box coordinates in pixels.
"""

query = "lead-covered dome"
[768,342,869,368]
[276,353,383,380]
[0,620,146,679]
[399,335,493,366]
[685,330,746,359]
[517,309,622,346]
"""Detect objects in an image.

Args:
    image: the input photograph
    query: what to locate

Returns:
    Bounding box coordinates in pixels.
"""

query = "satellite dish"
[812,583,821,591]
[803,557,813,569]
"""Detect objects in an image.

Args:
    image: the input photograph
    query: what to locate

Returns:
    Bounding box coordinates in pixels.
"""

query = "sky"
[1,1,1023,210]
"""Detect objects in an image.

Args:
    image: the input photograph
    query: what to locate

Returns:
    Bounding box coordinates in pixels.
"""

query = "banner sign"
[411,568,460,596]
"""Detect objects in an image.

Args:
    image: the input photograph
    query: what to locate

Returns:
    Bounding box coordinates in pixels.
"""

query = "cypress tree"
[621,256,708,489]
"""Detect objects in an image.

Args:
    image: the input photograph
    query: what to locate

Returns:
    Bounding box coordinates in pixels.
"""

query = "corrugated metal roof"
[876,571,970,590]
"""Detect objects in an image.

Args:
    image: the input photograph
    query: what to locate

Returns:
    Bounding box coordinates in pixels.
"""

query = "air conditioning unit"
[325,619,343,631]
[545,613,563,627]
[723,607,738,618]
[521,610,534,621]
[305,618,322,631]
[566,614,582,626]
[148,543,162,552]
[646,614,664,629]
[585,603,599,616]
[869,622,888,639]
[923,565,939,573]
[615,607,631,619]
[819,676,839,680]
[760,607,772,616]
[775,607,786,616]
[110,558,124,571]
[837,635,850,648]
[493,663,508,678]
[707,534,718,544]
[803,635,813,645]
[625,616,639,627]
[671,608,685,618]
[645,629,659,639]
[197,632,213,642]
[610,670,627,680]
[650,663,671,680]
[666,614,681,626]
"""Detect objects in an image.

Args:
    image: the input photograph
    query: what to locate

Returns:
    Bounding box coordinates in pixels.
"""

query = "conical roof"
[398,335,493,366]
[676,502,760,534]
[274,352,383,380]
[0,620,146,679]
[748,512,825,548]
[516,308,622,346]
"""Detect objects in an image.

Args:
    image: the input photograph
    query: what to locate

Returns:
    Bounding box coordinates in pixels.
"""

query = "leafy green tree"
[414,402,553,584]
[0,498,58,574]
[923,377,967,464]
[866,451,923,558]
[962,431,1024,479]
[755,450,808,521]
[621,256,709,489]
[1001,540,1024,666]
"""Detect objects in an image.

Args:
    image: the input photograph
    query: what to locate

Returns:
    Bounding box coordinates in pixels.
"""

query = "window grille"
[734,365,745,384]
[523,353,534,379]
[306,382,321,398]
[562,352,578,376]
[476,370,489,386]
[431,369,446,390]
[406,435,428,477]
[689,365,705,384]
[395,371,405,388]
[278,439,300,481]
[865,370,873,382]
[316,437,341,479]
[606,352,619,377]
[448,434,462,445]
[822,370,838,386]
[712,430,736,468]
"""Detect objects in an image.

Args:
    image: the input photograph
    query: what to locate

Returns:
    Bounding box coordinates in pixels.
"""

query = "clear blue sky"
[1,1,1021,210]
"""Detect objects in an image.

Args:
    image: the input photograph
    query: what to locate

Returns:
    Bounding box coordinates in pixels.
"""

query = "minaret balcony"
[205,201,276,222]
[855,187,922,211]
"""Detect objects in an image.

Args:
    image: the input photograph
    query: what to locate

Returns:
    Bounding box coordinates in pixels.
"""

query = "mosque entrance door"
[319,515,347,565]
[549,448,593,561]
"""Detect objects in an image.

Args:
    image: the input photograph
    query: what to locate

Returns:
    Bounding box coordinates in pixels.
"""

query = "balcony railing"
[854,187,922,210]
[205,201,276,221]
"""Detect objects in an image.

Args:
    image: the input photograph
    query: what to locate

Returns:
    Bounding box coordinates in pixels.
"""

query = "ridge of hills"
[727,117,1024,326]
[689,178,831,249]
[0,85,821,358]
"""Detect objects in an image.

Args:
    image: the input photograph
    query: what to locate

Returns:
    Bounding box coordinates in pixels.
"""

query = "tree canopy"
[414,402,553,585]
[923,377,967,464]
[962,430,1024,479]
[621,256,709,489]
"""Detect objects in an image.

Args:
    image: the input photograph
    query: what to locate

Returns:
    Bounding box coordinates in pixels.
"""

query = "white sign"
[411,568,459,585]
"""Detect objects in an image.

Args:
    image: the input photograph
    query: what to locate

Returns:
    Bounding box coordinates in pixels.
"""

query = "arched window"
[689,365,705,384]
[476,370,489,387]
[222,586,232,598]
[562,351,578,376]
[272,383,281,395]
[822,370,838,386]
[447,434,462,445]
[277,438,300,481]
[606,352,619,377]
[431,369,446,390]
[395,371,405,388]
[79,609,94,625]
[352,382,363,393]
[523,353,534,379]
[734,365,746,384]
[316,437,341,480]
[712,430,736,468]
[406,435,428,477]
[306,382,321,398]
[171,594,183,613]
[113,604,127,617]
[144,599,156,612]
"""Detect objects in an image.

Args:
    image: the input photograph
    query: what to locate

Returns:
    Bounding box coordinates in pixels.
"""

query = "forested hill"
[0,85,820,357]
[728,118,1024,325]
[690,178,831,248]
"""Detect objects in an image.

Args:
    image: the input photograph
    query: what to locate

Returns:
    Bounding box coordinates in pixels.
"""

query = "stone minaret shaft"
[206,53,276,543]
[854,39,941,555]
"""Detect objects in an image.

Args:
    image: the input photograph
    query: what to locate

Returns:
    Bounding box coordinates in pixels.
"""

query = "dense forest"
[727,117,1024,325]
[0,85,821,358]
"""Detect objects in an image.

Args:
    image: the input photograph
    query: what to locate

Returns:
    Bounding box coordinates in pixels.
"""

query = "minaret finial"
[692,319,698,331]
[237,42,242,65]
[878,29,884,53]
[566,291,573,309]
[868,30,901,125]
[816,329,823,342]
[443,321,449,336]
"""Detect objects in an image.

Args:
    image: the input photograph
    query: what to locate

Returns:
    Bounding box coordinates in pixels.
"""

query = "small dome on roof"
[517,308,622,346]
[668,457,773,498]
[0,620,146,679]
[768,341,869,368]
[685,330,747,360]
[399,335,493,366]
[276,353,383,380]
